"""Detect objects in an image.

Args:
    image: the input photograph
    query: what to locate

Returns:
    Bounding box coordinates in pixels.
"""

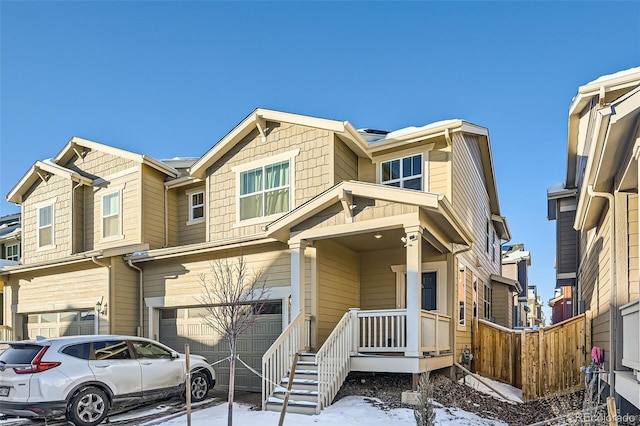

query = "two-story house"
[550,67,640,414]
[1,109,511,413]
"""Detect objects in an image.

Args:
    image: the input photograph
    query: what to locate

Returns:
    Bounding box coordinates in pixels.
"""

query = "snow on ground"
[459,374,523,404]
[142,396,507,426]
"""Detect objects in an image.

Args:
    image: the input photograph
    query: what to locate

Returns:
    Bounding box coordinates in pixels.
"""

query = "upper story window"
[239,160,290,221]
[102,191,122,239]
[188,190,205,223]
[5,244,19,261]
[381,154,423,190]
[38,203,55,249]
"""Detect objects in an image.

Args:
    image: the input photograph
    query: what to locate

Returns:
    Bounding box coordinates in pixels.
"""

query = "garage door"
[24,310,95,339]
[159,301,282,391]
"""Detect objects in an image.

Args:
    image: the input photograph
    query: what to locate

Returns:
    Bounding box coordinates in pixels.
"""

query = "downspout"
[71,181,83,254]
[586,185,616,397]
[127,260,144,337]
[91,256,111,335]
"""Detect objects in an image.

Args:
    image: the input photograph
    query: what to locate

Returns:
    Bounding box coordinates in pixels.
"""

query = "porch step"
[281,377,319,391]
[266,396,318,415]
[288,369,318,381]
[272,388,319,403]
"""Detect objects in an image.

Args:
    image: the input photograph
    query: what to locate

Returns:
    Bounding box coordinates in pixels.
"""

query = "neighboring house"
[551,67,640,413]
[526,285,545,327]
[548,286,572,324]
[1,109,511,413]
[547,183,579,317]
[0,213,21,328]
[502,244,530,327]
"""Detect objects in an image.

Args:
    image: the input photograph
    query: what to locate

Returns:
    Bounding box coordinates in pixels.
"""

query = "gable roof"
[265,180,474,247]
[190,108,371,179]
[7,137,180,205]
[6,159,93,204]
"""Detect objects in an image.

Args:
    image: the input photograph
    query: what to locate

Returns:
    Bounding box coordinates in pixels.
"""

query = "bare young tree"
[197,255,269,426]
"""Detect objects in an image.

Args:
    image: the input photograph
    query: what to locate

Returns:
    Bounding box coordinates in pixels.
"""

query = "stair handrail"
[262,312,306,410]
[315,309,354,414]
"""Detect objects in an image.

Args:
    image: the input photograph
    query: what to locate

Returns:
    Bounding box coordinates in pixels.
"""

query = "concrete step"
[266,396,318,415]
[281,377,318,391]
[272,387,319,403]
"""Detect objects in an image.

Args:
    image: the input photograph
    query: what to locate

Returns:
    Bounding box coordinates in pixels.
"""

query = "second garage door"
[159,301,282,392]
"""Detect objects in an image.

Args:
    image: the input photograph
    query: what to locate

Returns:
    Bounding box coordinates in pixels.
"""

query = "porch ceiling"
[317,228,442,255]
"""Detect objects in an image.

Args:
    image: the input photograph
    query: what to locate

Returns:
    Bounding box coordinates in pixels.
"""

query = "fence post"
[349,308,359,355]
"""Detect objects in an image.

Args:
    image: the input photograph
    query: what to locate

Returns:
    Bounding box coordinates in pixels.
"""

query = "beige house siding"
[177,183,207,246]
[455,263,474,357]
[491,283,513,328]
[63,149,137,181]
[360,248,404,310]
[206,124,333,240]
[112,258,139,336]
[429,141,451,199]
[21,174,73,264]
[316,240,359,346]
[333,136,358,184]
[166,188,179,247]
[358,157,375,183]
[141,166,167,250]
[628,194,639,301]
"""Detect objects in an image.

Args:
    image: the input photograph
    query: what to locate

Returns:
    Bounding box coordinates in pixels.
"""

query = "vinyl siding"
[360,248,405,310]
[429,141,451,198]
[316,240,359,346]
[112,258,139,335]
[557,210,578,275]
[628,194,639,301]
[21,174,73,264]
[491,283,513,328]
[141,166,167,250]
[333,136,358,183]
[579,209,611,326]
[166,187,179,247]
[206,124,333,240]
[177,183,207,246]
[455,264,474,356]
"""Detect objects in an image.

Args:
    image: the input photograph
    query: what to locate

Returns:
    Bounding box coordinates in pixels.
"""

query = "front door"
[421,272,437,310]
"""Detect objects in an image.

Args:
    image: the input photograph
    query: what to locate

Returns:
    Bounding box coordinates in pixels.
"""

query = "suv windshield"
[0,344,43,364]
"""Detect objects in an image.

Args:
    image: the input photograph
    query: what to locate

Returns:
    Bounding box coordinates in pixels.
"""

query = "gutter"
[586,185,616,397]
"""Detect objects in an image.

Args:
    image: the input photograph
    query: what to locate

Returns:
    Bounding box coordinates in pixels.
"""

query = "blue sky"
[1,1,639,318]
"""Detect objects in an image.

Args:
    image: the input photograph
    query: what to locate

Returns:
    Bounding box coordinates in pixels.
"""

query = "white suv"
[0,335,216,426]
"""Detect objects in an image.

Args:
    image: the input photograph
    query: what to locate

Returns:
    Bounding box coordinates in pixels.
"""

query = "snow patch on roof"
[382,119,460,140]
[584,66,640,87]
[547,182,566,194]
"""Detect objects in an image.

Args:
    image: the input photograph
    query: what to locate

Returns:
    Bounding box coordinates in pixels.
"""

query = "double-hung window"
[239,160,290,221]
[5,244,19,261]
[189,191,205,222]
[381,154,423,190]
[102,191,121,238]
[38,203,54,248]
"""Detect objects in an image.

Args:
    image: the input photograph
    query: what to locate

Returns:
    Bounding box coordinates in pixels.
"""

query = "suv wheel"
[190,371,210,402]
[67,386,110,426]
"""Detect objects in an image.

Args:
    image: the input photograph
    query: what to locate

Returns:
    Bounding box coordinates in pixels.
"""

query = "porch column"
[405,225,423,357]
[289,241,306,321]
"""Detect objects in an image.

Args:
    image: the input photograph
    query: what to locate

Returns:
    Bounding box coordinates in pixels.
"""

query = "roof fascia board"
[164,176,204,189]
[6,161,93,204]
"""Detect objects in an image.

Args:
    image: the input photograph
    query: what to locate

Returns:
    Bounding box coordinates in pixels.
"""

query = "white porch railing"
[316,310,354,414]
[356,309,407,352]
[261,312,309,410]
[620,299,640,371]
[420,310,451,354]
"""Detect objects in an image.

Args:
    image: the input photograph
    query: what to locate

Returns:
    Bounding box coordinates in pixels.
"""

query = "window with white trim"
[458,266,466,326]
[5,244,19,261]
[381,154,423,190]
[38,204,54,248]
[239,160,290,221]
[484,282,491,320]
[102,191,122,238]
[189,191,205,222]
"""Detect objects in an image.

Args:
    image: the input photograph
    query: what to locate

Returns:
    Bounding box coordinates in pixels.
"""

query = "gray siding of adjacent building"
[557,209,578,275]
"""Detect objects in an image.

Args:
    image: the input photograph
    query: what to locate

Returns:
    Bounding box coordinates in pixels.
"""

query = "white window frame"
[5,243,19,261]
[458,265,466,329]
[231,149,299,226]
[391,261,447,314]
[101,188,123,242]
[375,144,433,192]
[36,198,56,251]
[381,153,424,190]
[484,282,491,320]
[186,189,205,225]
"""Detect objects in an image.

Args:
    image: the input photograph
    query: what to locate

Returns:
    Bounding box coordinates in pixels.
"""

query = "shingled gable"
[189,108,371,179]
[264,180,474,248]
[7,136,180,204]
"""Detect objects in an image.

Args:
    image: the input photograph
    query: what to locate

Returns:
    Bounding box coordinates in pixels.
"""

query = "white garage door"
[24,310,95,339]
[159,302,282,392]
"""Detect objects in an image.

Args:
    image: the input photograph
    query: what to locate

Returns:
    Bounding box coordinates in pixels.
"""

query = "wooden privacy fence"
[475,311,591,401]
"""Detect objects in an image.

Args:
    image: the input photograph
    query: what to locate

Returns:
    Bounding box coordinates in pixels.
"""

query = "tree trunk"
[227,339,236,426]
